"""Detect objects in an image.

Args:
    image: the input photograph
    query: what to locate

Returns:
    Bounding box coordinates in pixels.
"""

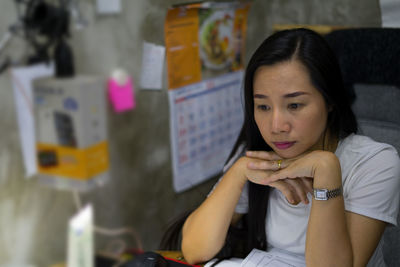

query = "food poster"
[165,2,250,89]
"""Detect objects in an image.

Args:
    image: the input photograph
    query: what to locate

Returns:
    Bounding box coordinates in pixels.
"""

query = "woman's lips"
[273,141,296,150]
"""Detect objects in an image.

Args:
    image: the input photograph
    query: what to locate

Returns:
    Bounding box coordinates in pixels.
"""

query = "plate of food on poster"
[199,10,235,70]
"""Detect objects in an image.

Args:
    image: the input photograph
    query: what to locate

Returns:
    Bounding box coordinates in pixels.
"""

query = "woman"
[181,28,400,266]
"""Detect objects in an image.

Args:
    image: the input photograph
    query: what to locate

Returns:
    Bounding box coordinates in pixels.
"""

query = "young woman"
[181,28,400,266]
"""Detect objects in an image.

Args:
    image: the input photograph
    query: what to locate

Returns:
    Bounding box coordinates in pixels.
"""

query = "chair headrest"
[325,28,400,87]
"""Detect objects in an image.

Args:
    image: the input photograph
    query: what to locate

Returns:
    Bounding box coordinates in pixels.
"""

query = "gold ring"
[277,160,282,170]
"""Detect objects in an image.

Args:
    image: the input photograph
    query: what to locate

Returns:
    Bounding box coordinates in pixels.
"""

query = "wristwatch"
[313,187,342,201]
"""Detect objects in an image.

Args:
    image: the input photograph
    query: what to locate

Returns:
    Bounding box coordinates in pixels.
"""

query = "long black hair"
[227,28,358,255]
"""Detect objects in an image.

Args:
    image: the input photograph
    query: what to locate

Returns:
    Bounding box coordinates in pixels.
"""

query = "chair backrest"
[325,28,400,266]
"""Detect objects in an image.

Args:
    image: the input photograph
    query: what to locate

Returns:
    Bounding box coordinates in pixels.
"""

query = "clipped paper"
[10,63,54,178]
[97,0,121,14]
[140,41,165,90]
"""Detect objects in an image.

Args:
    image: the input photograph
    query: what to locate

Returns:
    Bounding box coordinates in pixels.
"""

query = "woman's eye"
[288,103,302,110]
[257,105,270,111]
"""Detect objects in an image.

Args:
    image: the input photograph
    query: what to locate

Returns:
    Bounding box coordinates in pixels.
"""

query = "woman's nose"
[271,109,290,134]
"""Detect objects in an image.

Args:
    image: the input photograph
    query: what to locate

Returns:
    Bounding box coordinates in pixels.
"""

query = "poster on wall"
[165,2,250,89]
[165,2,250,192]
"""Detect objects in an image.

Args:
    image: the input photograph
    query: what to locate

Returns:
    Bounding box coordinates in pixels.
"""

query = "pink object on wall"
[108,76,136,113]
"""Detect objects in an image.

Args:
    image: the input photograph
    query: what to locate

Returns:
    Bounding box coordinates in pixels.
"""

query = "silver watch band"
[327,187,342,199]
[313,187,342,201]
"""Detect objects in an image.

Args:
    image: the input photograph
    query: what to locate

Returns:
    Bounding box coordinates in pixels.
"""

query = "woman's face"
[253,60,329,159]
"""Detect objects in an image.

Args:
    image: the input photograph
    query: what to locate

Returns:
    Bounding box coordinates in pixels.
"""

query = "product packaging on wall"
[33,76,109,191]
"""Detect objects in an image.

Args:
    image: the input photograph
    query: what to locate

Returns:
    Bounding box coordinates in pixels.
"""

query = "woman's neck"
[310,129,339,153]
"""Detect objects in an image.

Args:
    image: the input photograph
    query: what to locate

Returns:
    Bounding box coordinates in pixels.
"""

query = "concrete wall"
[0,0,381,266]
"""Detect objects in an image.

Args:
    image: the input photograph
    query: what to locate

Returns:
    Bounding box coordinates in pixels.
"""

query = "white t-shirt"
[220,134,400,266]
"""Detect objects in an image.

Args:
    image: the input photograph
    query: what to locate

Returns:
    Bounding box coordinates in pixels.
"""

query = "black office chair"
[325,28,400,266]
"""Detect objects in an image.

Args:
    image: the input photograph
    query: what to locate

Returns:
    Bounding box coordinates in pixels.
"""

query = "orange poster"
[165,2,250,90]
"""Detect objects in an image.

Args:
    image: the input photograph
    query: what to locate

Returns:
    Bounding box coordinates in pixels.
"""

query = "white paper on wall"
[140,41,165,90]
[96,0,121,14]
[10,63,54,178]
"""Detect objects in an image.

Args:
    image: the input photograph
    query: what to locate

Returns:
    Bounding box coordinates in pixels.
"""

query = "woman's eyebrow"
[254,91,309,98]
[254,94,267,99]
[284,91,309,98]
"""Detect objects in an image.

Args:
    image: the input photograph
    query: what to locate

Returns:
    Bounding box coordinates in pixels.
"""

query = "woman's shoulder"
[337,133,398,157]
[336,133,400,173]
[338,135,400,227]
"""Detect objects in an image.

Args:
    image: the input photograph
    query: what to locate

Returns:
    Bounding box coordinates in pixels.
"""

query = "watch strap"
[313,186,342,200]
[327,187,342,199]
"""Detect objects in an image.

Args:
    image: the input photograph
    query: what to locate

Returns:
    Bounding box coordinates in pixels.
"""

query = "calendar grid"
[169,71,244,192]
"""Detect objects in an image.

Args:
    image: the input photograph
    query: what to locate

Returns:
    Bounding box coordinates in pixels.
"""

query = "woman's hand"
[243,150,315,205]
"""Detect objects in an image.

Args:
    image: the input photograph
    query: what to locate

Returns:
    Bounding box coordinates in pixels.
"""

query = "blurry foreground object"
[67,205,94,267]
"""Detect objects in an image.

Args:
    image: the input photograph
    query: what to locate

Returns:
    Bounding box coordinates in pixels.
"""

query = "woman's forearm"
[306,152,353,267]
[181,158,248,264]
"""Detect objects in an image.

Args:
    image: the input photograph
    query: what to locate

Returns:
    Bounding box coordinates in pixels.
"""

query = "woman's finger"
[247,158,288,171]
[267,162,314,184]
[245,150,282,161]
[300,177,314,194]
[246,168,308,205]
[283,178,310,205]
[245,167,274,185]
[269,180,300,205]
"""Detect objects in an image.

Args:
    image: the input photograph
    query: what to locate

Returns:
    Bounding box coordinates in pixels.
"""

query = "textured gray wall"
[0,0,381,266]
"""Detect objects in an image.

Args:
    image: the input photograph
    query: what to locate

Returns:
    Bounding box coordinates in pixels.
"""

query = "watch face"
[314,189,328,200]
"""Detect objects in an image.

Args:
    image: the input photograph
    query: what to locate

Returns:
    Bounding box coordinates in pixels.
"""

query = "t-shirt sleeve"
[344,147,400,226]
